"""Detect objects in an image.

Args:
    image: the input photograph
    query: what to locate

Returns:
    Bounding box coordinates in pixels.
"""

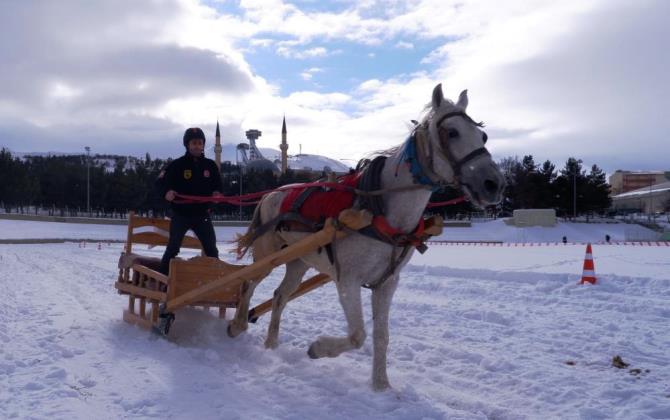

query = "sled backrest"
[125,211,202,254]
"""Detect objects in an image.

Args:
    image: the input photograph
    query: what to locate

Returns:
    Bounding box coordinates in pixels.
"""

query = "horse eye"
[447,128,459,139]
[482,132,488,144]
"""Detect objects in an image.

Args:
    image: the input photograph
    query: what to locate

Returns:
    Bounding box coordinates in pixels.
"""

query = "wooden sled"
[115,209,374,335]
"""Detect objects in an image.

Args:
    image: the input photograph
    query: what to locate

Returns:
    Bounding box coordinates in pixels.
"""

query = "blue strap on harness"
[401,133,443,192]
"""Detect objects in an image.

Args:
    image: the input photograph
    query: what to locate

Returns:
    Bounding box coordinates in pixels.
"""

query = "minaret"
[280,115,288,174]
[214,120,222,170]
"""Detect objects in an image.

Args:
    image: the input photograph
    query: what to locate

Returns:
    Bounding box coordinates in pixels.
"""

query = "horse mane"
[356,97,483,169]
[358,102,435,164]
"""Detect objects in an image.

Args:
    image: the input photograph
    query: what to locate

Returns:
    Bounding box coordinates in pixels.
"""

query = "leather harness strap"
[244,111,486,288]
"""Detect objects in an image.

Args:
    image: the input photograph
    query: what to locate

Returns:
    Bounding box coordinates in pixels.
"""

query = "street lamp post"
[85,146,91,216]
[649,179,653,221]
[572,159,582,220]
[573,171,576,219]
[239,167,243,220]
[235,151,243,220]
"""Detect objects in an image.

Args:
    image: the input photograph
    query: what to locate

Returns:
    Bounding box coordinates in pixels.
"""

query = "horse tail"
[234,197,264,259]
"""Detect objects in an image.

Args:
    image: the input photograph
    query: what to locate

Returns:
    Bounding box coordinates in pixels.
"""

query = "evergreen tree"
[536,160,557,209]
[555,158,586,218]
[584,164,611,215]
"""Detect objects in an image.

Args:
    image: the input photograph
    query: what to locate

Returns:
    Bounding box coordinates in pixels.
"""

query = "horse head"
[416,83,505,207]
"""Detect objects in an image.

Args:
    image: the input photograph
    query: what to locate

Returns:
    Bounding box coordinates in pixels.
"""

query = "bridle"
[409,109,491,190]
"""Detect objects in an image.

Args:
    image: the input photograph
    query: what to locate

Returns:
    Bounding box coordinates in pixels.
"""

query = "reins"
[172,116,481,209]
[173,186,466,208]
[173,181,446,205]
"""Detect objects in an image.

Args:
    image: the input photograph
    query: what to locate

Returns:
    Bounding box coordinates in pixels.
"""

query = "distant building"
[611,181,670,213]
[280,116,288,174]
[233,118,351,177]
[609,170,669,195]
[214,120,222,171]
[238,129,280,174]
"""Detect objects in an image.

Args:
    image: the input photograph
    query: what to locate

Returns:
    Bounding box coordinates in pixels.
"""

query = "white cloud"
[395,41,414,49]
[49,82,82,100]
[276,46,329,59]
[300,67,324,81]
[1,0,669,173]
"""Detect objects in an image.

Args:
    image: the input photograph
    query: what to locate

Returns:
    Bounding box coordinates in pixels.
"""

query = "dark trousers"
[160,213,219,275]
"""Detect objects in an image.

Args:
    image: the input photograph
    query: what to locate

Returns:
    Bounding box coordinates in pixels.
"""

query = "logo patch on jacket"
[183,169,192,180]
[203,170,210,178]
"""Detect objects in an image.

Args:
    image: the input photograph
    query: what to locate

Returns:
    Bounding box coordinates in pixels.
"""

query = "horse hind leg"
[307,277,366,359]
[228,277,263,338]
[264,259,309,349]
[228,232,282,338]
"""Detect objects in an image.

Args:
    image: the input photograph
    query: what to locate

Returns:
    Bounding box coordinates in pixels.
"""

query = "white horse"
[232,84,505,390]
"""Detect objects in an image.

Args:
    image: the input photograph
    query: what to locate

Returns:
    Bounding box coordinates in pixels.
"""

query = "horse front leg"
[265,260,309,349]
[370,274,400,391]
[307,277,366,359]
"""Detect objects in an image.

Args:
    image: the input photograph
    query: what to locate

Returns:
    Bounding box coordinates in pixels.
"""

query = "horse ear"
[456,89,469,110]
[432,84,443,108]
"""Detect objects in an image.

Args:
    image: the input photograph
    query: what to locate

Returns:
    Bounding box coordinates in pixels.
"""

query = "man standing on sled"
[156,127,223,275]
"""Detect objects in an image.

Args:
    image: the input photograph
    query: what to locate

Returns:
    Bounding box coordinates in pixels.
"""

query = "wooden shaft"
[163,210,370,313]
[249,273,331,321]
[165,221,337,312]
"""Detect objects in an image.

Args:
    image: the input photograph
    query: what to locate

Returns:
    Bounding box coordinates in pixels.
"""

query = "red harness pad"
[280,173,361,222]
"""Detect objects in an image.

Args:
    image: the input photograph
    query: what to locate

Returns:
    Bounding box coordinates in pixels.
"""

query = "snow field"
[0,221,669,419]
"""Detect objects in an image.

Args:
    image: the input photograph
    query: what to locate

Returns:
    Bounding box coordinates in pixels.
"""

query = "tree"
[555,158,586,218]
[536,160,558,209]
[584,164,611,215]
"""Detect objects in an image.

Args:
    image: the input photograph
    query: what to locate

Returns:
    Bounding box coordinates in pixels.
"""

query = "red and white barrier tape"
[426,241,670,247]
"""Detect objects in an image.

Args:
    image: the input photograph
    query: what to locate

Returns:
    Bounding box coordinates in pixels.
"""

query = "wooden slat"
[164,210,371,313]
[114,282,167,301]
[128,214,171,230]
[129,232,202,250]
[248,273,331,322]
[123,310,154,330]
[131,265,169,284]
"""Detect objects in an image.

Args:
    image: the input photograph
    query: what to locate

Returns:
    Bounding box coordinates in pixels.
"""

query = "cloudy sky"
[1,0,668,173]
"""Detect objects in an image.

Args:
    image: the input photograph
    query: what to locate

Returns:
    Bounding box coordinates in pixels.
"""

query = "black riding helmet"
[183,127,206,148]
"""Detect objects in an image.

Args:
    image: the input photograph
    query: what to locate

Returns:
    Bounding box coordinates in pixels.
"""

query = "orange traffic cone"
[580,243,597,285]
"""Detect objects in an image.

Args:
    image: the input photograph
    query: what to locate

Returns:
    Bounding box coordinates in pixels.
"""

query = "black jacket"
[156,152,224,217]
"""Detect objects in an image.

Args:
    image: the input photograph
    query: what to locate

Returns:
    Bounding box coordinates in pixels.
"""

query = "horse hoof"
[227,324,240,338]
[372,381,391,392]
[307,343,319,359]
[264,339,278,350]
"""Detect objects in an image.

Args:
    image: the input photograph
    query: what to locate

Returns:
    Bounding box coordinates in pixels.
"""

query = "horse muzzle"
[460,163,505,207]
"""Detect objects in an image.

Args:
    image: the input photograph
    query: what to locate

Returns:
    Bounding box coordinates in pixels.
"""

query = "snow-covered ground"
[1,221,669,419]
